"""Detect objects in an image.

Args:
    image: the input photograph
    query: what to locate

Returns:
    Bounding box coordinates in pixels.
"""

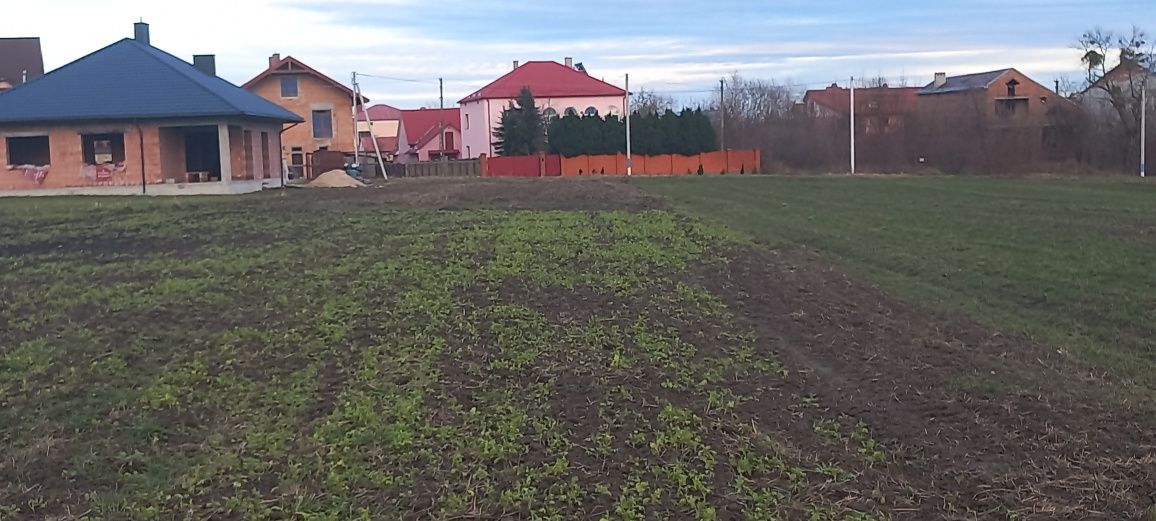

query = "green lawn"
[641,175,1156,393]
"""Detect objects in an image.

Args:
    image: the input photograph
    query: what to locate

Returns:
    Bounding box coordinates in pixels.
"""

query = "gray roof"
[918,69,1011,95]
[0,38,303,124]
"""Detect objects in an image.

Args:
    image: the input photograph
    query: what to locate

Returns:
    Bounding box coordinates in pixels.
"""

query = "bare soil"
[272,176,663,211]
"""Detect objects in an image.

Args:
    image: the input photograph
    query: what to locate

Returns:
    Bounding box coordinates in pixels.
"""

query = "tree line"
[493,87,717,157]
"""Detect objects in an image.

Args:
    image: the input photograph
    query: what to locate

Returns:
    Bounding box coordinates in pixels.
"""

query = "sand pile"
[308,170,367,188]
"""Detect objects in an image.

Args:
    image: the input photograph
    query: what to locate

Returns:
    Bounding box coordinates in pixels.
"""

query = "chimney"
[193,55,216,76]
[134,22,150,46]
[269,53,281,68]
[564,57,573,69]
[513,60,520,69]
[933,72,947,88]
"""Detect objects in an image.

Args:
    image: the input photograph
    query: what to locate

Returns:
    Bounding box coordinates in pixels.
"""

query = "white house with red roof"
[397,107,462,163]
[459,58,626,158]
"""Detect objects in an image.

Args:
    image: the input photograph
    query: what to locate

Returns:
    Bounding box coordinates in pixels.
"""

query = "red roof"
[460,61,625,103]
[360,135,399,154]
[400,108,461,149]
[357,103,402,121]
[803,84,919,115]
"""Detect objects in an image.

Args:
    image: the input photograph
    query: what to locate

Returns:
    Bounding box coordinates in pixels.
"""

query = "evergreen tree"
[492,87,545,156]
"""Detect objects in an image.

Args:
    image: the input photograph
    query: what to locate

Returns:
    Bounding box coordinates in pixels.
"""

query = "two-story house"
[459,59,626,158]
[243,55,364,177]
[397,108,462,164]
[356,104,403,160]
[915,69,1071,171]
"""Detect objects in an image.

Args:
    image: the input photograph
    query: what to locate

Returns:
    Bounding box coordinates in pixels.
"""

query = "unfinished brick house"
[243,55,365,177]
[913,69,1075,172]
[0,23,302,196]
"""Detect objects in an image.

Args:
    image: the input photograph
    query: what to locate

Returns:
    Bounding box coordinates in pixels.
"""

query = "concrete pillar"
[218,123,231,183]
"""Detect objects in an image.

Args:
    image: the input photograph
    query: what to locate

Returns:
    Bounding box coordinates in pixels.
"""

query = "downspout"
[136,121,146,195]
[280,122,300,191]
[486,99,493,156]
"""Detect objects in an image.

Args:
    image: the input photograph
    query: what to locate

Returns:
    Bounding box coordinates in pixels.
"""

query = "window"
[564,107,578,117]
[465,114,470,129]
[280,75,299,98]
[1005,79,1020,98]
[543,108,559,119]
[6,136,50,165]
[312,110,333,139]
[82,133,125,165]
[996,98,1028,119]
[444,131,455,151]
[584,107,599,117]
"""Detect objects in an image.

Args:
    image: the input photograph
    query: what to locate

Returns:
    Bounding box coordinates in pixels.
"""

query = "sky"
[7,0,1155,108]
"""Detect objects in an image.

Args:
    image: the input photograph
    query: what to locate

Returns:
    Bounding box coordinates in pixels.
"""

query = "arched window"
[564,107,579,117]
[543,107,558,119]
[606,105,620,117]
[584,107,599,117]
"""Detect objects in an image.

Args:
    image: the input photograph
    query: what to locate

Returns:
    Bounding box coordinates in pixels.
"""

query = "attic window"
[6,136,51,165]
[1006,79,1020,97]
[281,75,299,98]
[82,133,125,165]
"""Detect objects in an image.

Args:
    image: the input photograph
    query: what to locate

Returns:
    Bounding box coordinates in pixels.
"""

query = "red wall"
[483,150,761,177]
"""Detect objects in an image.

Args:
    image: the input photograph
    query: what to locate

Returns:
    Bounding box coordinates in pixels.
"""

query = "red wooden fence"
[481,150,760,178]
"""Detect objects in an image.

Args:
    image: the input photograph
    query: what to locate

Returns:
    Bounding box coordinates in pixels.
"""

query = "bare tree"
[630,89,676,116]
[718,74,796,124]
[1076,26,1153,164]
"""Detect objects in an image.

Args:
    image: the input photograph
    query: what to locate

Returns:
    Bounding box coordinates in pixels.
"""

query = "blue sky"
[9,0,1155,108]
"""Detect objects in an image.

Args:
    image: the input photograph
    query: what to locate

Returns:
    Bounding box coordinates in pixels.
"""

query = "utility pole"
[351,72,361,167]
[850,76,856,175]
[352,73,388,180]
[439,77,446,161]
[1142,75,1148,178]
[626,73,632,176]
[719,78,726,151]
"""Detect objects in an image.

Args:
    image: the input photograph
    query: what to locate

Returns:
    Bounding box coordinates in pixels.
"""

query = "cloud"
[9,0,1154,107]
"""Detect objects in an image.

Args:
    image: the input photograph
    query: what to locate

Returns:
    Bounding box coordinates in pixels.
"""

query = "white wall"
[460,94,627,158]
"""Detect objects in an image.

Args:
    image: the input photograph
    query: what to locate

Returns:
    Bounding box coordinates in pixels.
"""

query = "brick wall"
[246,73,356,158]
[1,120,285,192]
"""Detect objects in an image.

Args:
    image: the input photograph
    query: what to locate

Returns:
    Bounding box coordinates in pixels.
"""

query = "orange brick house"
[913,68,1074,171]
[243,55,364,177]
[0,23,302,196]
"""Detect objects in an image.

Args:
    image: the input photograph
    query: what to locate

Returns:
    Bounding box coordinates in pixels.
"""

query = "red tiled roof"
[360,135,399,154]
[459,61,625,103]
[803,85,920,115]
[357,103,402,121]
[400,108,461,149]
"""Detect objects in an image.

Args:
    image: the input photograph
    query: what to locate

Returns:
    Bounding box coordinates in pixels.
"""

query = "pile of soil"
[307,170,366,188]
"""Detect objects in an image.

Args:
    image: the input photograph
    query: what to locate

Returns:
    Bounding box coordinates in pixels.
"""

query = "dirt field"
[0,178,1152,520]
